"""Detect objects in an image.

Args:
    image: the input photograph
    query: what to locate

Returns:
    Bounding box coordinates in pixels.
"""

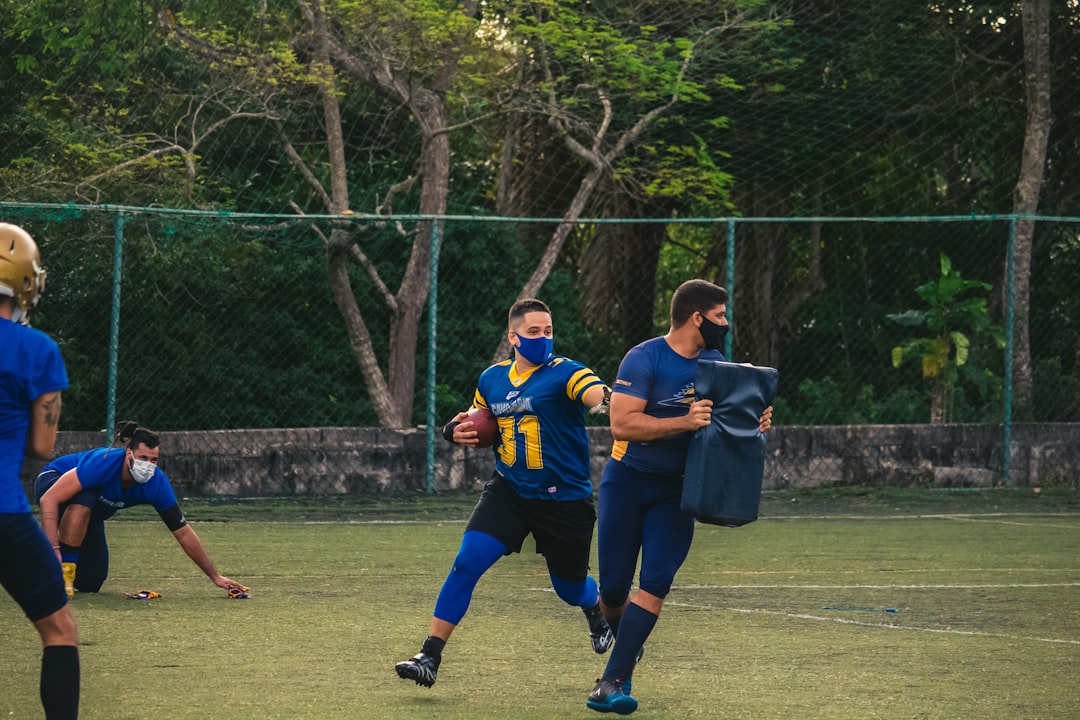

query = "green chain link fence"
[4,202,1079,491]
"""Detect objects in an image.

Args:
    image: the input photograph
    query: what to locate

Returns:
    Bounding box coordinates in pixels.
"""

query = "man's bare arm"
[26,391,62,459]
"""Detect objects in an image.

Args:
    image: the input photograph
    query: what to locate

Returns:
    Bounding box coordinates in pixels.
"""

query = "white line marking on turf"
[762,512,1079,519]
[683,568,1080,576]
[665,602,1080,645]
[529,587,1080,646]
[676,582,1080,589]
[937,516,1078,529]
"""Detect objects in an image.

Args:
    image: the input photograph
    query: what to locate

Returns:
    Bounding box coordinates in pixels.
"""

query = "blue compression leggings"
[550,573,600,607]
[433,530,599,626]
[597,461,696,609]
[433,530,507,625]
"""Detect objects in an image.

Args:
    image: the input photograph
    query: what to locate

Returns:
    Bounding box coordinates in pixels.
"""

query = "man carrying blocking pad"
[588,279,774,715]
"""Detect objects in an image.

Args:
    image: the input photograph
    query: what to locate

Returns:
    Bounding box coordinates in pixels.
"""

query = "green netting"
[2,2,1079,488]
[3,202,1078,431]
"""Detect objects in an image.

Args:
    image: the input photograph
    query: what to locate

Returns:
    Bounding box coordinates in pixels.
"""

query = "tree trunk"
[490,165,604,363]
[309,0,465,427]
[727,181,823,367]
[388,91,451,425]
[326,236,396,421]
[930,375,946,425]
[1010,0,1052,421]
[309,1,398,424]
[580,192,667,352]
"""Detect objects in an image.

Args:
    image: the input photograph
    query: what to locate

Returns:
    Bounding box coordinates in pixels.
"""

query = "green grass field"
[2,488,1078,719]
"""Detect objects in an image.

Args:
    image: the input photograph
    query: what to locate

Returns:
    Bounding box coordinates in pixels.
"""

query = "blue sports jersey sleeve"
[74,448,127,492]
[609,337,725,477]
[142,470,179,511]
[0,321,69,513]
[43,450,89,476]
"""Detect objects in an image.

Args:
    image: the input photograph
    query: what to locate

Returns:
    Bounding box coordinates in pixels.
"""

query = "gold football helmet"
[0,223,47,324]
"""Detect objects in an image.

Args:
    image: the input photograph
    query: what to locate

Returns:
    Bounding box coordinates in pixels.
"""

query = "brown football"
[465,407,499,448]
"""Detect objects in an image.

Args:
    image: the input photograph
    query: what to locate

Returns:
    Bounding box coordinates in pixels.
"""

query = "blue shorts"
[34,469,99,509]
[0,512,69,622]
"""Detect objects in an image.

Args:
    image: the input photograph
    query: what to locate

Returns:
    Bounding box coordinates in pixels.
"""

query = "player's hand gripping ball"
[465,407,499,448]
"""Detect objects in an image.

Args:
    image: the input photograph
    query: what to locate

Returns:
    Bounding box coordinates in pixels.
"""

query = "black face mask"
[698,315,729,350]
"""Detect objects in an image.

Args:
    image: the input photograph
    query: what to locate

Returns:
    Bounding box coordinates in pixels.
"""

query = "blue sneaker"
[587,678,637,715]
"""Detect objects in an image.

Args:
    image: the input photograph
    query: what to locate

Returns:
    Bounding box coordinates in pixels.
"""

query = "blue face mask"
[516,334,553,365]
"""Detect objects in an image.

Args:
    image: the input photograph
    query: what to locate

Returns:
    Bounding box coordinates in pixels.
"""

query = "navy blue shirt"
[609,337,724,477]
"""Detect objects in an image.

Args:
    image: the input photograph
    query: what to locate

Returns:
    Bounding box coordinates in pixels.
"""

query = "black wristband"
[442,421,460,444]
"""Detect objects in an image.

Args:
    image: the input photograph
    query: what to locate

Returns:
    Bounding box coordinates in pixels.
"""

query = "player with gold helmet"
[1,222,81,719]
[0,222,49,325]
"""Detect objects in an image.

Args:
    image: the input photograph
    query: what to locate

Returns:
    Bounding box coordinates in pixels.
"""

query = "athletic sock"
[59,544,80,564]
[602,603,657,683]
[607,614,622,638]
[40,645,79,720]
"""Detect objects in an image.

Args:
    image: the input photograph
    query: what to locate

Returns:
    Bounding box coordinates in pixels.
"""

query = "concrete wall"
[20,423,1080,497]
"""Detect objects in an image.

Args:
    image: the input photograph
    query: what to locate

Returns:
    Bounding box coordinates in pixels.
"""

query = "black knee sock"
[40,645,80,720]
[421,635,446,657]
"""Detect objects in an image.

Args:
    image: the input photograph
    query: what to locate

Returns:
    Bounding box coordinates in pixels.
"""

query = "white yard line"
[676,582,1080,589]
[665,601,1080,646]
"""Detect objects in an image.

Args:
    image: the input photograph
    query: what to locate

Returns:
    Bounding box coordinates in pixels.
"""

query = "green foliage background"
[2,1,1079,430]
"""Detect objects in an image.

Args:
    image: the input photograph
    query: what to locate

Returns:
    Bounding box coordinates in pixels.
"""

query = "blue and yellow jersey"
[44,447,178,520]
[473,355,605,501]
[610,337,725,477]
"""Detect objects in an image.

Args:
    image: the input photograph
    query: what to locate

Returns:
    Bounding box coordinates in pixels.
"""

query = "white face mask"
[130,458,156,484]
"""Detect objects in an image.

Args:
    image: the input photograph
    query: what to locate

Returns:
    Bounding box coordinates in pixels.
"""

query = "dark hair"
[508,298,551,330]
[114,421,160,450]
[670,280,728,328]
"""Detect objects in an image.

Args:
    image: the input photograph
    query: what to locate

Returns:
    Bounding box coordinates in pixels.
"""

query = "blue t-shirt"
[0,318,69,513]
[474,354,605,501]
[609,336,725,477]
[44,446,178,520]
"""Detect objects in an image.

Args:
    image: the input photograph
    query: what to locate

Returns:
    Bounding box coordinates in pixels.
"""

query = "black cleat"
[395,652,440,688]
[587,678,637,715]
[584,604,614,654]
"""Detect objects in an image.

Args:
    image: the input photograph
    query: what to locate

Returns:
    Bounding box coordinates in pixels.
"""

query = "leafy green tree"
[7,0,780,426]
[888,253,1004,423]
[484,0,775,360]
[4,0,1079,430]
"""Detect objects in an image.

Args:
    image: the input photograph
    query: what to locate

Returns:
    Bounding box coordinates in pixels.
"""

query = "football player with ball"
[395,298,612,689]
